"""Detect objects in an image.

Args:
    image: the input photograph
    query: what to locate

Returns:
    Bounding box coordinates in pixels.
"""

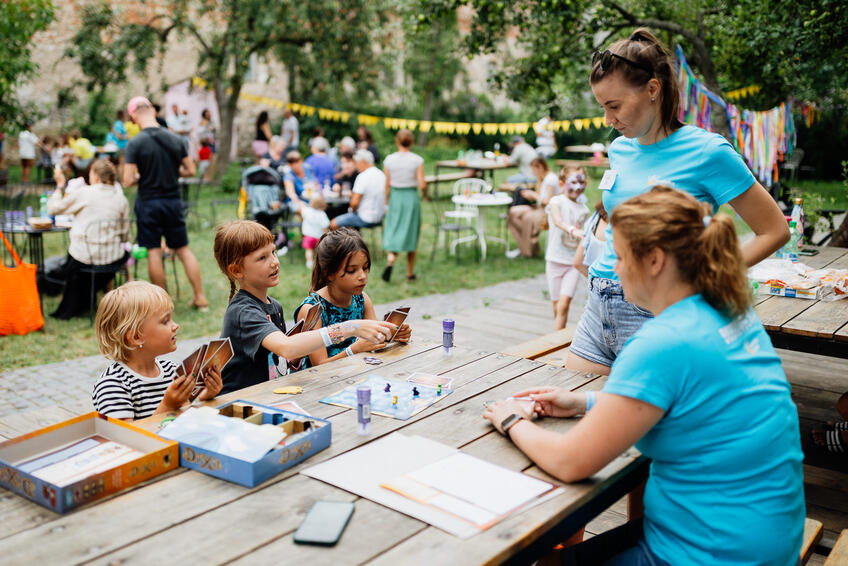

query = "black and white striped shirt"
[92,359,178,420]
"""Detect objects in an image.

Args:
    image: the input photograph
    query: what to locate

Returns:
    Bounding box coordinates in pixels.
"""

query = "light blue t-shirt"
[589,126,755,281]
[604,294,804,566]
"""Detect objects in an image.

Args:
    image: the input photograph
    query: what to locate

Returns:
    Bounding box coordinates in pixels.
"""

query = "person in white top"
[47,159,131,319]
[298,194,331,269]
[281,108,300,155]
[534,117,557,158]
[506,156,560,258]
[381,129,426,282]
[330,150,386,230]
[545,167,590,329]
[18,122,40,182]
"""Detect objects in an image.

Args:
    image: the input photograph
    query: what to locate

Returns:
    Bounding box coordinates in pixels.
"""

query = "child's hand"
[353,339,386,353]
[197,365,223,401]
[393,323,412,343]
[162,375,194,411]
[350,319,397,344]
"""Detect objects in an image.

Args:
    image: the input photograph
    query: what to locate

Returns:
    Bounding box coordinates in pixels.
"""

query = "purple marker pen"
[356,384,371,435]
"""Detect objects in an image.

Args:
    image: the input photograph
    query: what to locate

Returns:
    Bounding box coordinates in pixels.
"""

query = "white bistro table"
[450,191,512,260]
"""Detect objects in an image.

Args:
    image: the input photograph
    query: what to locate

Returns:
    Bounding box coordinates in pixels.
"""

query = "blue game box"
[168,400,331,487]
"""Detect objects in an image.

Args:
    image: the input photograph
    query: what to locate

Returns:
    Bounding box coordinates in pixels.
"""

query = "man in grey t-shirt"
[506,136,539,184]
[281,108,299,157]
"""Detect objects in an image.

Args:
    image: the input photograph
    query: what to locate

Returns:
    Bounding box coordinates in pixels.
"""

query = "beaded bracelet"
[345,346,354,357]
[327,323,345,345]
[585,391,596,413]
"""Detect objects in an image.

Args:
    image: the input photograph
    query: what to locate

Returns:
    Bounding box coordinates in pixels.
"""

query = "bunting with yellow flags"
[190,76,608,135]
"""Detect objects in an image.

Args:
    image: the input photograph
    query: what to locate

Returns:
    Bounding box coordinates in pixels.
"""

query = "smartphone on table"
[293,500,355,546]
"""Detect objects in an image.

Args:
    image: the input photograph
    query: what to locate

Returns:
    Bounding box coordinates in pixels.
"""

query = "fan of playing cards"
[176,338,234,401]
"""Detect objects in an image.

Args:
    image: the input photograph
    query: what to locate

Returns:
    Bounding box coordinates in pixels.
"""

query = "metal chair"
[445,178,489,224]
[429,200,479,264]
[78,218,132,323]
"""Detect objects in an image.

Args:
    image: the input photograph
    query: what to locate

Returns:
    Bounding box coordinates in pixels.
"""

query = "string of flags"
[725,84,761,101]
[190,76,606,134]
[675,46,795,186]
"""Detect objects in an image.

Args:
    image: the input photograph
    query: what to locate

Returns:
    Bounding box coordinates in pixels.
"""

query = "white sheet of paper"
[405,452,555,516]
[301,433,479,538]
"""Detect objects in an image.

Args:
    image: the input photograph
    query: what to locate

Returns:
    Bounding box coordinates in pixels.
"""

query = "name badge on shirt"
[598,169,617,191]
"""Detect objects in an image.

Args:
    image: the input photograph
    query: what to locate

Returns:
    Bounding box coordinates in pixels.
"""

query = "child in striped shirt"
[92,281,222,420]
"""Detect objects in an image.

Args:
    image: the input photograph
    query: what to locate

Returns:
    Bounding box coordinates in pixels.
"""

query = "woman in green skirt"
[381,129,427,282]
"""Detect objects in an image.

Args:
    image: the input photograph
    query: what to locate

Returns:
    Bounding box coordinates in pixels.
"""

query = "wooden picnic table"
[753,245,848,359]
[0,340,647,565]
[563,145,607,154]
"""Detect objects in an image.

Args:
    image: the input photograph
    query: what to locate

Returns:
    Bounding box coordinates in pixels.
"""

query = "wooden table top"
[0,341,646,565]
[436,159,513,171]
[753,246,848,357]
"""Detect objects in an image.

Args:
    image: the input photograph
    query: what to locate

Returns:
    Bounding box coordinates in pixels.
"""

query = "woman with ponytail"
[566,28,789,376]
[484,186,804,566]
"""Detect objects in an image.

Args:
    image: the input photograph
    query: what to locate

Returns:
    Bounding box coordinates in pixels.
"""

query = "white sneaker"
[276,246,288,257]
[505,249,521,259]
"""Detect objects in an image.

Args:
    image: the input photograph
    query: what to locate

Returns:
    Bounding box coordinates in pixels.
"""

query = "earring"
[138,343,143,349]
[651,97,656,103]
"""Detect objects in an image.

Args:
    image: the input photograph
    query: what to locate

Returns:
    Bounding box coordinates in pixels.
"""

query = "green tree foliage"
[64,0,388,173]
[0,0,55,128]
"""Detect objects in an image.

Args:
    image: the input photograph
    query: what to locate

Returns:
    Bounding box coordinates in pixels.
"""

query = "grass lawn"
[0,157,576,370]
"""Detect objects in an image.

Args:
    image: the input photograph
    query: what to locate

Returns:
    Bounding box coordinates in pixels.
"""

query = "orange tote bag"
[0,231,44,335]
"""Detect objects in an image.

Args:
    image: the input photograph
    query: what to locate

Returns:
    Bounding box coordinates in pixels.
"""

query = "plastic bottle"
[323,179,331,195]
[790,198,804,248]
[356,384,371,435]
[784,221,800,262]
[442,319,455,356]
[39,193,49,219]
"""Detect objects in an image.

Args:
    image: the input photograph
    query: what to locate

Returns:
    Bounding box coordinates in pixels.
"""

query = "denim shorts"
[569,277,653,367]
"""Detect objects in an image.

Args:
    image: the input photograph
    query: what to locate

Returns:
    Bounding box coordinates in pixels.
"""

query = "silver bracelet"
[319,327,332,347]
[345,346,354,357]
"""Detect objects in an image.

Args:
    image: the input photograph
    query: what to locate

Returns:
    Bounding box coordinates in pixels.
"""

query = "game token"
[384,383,391,392]
[437,384,442,396]
[392,395,398,406]
[273,386,303,395]
[363,357,383,365]
[412,387,419,397]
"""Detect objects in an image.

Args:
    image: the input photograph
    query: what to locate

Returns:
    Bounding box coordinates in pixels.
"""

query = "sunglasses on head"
[592,50,653,75]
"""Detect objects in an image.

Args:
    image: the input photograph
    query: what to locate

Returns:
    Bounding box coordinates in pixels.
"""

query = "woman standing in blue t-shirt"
[566,28,789,376]
[484,186,804,566]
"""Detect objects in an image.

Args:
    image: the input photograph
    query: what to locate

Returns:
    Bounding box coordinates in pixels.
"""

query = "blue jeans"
[569,277,653,367]
[506,172,536,185]
[559,520,670,566]
[333,212,380,229]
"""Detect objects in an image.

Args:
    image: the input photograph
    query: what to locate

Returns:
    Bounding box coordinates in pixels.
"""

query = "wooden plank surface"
[501,327,575,360]
[779,249,848,338]
[824,529,848,566]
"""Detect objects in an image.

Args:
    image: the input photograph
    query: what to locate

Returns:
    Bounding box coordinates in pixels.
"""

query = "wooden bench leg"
[626,479,646,521]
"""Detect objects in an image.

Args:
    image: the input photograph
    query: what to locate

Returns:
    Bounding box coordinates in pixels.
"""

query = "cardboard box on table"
[0,413,179,513]
[170,400,331,487]
[765,284,820,300]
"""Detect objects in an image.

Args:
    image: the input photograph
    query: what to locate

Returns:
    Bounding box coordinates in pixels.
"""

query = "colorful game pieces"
[364,357,382,365]
[273,386,303,395]
[384,383,391,393]
[392,395,398,406]
[412,387,419,397]
[437,384,442,396]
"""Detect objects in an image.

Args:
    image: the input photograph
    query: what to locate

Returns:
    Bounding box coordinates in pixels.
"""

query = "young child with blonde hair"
[92,281,222,420]
[214,220,396,393]
[297,193,330,269]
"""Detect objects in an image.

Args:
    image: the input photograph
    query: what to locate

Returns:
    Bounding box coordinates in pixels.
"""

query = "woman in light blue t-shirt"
[484,186,804,566]
[566,28,789,376]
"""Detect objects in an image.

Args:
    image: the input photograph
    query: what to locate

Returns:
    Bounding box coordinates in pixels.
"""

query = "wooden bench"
[803,518,824,564]
[825,529,848,565]
[501,327,575,367]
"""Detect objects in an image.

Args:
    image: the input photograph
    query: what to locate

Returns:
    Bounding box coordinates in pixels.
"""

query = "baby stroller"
[242,165,289,247]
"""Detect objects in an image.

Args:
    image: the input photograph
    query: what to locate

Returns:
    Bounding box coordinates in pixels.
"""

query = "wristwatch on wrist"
[500,413,523,437]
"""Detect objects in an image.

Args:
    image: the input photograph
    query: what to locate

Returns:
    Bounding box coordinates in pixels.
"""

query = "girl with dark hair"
[566,28,789,376]
[253,111,272,162]
[484,186,804,566]
[213,221,396,393]
[294,227,412,367]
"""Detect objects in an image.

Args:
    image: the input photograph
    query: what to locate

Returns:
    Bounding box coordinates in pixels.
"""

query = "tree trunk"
[213,79,240,176]
[417,85,435,147]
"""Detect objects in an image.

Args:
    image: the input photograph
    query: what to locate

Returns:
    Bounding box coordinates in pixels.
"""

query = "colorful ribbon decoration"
[675,47,795,186]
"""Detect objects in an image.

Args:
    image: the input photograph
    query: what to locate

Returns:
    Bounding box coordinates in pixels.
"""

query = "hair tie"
[702,215,712,227]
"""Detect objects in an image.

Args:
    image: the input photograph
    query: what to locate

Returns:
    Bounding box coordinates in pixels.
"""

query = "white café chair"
[445,178,491,224]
